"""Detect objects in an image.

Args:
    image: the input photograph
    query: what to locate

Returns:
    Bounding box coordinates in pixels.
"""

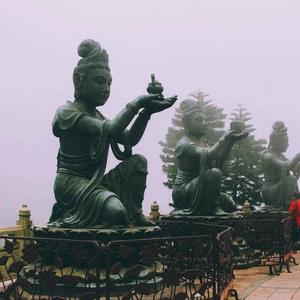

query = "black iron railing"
[0,221,236,300]
[217,217,297,275]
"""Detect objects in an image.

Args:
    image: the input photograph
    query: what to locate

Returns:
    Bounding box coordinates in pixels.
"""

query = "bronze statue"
[261,121,300,211]
[171,99,248,216]
[49,39,177,228]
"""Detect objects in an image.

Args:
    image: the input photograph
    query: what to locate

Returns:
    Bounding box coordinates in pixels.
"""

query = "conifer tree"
[222,103,267,207]
[159,90,226,188]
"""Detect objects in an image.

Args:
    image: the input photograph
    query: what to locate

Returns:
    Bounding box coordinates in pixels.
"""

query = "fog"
[1,0,300,226]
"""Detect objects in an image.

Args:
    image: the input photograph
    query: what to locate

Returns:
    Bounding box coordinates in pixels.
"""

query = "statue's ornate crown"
[77,39,109,68]
[271,120,287,135]
[180,99,203,114]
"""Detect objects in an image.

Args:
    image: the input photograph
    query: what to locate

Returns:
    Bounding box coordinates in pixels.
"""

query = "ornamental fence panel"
[0,221,235,300]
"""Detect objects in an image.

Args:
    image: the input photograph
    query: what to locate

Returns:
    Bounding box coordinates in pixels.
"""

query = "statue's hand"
[223,130,249,142]
[133,94,161,109]
[143,95,178,114]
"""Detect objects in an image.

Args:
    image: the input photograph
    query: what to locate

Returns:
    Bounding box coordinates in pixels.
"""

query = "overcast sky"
[1,0,300,226]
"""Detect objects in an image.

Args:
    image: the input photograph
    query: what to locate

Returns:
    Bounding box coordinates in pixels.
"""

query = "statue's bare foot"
[134,213,155,226]
[212,206,228,216]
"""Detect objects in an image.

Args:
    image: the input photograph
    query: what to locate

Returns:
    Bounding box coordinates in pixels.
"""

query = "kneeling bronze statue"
[171,99,248,216]
[261,121,300,211]
[49,39,177,228]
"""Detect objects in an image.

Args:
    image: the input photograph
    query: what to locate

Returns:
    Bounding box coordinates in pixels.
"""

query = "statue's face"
[273,135,289,153]
[80,68,112,108]
[188,112,207,138]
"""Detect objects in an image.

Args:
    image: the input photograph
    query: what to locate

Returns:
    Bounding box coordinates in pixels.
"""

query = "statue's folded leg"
[101,196,127,226]
[202,168,228,216]
[102,154,155,226]
[50,173,122,228]
[175,168,229,216]
[219,193,236,213]
[262,175,298,211]
[172,168,231,216]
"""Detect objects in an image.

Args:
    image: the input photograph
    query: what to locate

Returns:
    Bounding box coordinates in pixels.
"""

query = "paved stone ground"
[232,251,300,300]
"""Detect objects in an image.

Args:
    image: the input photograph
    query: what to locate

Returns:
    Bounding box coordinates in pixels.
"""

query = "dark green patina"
[171,99,248,216]
[261,121,300,211]
[49,39,177,229]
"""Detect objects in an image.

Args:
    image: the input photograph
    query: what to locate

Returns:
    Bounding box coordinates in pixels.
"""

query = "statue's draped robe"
[171,137,234,216]
[261,150,298,210]
[49,101,146,228]
[171,137,209,215]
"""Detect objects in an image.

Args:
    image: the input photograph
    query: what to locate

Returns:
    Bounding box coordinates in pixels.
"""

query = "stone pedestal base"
[162,213,243,222]
[32,223,161,244]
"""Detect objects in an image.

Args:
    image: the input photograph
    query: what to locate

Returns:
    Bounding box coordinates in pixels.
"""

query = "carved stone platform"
[32,223,161,243]
[162,213,243,223]
[251,210,289,217]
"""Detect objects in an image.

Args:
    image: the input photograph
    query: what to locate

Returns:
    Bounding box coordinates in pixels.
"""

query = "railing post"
[213,237,218,297]
[16,204,33,238]
[243,200,252,214]
[16,204,33,254]
[149,201,161,220]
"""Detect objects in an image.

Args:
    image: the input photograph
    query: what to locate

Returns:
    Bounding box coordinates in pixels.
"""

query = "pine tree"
[159,90,227,188]
[222,103,267,208]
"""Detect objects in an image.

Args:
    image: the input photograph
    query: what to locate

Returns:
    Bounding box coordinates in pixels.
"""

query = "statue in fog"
[171,99,248,216]
[49,39,177,228]
[261,121,300,211]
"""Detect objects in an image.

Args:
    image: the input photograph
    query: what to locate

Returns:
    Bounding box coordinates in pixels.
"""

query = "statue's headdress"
[76,39,110,70]
[180,99,204,127]
[268,120,288,149]
[73,39,110,98]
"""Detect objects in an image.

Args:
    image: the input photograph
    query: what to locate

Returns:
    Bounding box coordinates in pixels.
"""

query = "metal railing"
[217,217,297,275]
[0,221,235,300]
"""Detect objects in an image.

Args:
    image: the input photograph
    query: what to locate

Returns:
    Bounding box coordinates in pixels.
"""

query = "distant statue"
[49,39,177,228]
[261,121,300,211]
[171,100,248,216]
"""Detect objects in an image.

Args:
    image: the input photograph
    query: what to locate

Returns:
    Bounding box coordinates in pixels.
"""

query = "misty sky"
[1,0,300,226]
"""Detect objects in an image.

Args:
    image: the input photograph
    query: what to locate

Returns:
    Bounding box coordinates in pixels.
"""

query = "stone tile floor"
[232,251,300,299]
